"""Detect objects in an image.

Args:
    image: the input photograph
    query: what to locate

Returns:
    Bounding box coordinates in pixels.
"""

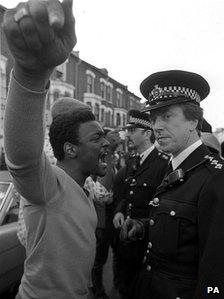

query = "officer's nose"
[153,116,165,132]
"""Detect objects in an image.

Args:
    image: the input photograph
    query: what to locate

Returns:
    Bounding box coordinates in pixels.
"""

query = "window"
[129,97,135,109]
[116,90,123,107]
[106,86,112,102]
[0,182,19,225]
[111,113,114,127]
[87,75,94,93]
[116,113,121,126]
[123,114,126,126]
[101,108,105,122]
[106,111,111,126]
[86,70,95,94]
[94,104,100,121]
[100,82,105,98]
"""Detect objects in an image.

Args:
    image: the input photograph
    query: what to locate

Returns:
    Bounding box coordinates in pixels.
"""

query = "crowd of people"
[2,1,224,299]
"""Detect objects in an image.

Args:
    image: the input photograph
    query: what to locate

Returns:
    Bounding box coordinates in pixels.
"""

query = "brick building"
[0,4,141,155]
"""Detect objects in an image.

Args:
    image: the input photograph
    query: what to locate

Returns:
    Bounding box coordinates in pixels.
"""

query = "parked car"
[0,171,25,298]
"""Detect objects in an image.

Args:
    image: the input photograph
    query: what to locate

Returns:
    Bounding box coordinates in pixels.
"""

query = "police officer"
[120,70,224,299]
[112,109,169,299]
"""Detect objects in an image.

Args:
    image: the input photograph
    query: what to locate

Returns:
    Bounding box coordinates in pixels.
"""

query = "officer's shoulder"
[157,150,170,161]
[203,153,224,173]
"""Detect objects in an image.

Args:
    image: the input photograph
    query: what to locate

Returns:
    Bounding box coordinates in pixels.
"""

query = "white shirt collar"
[172,140,202,170]
[140,145,155,164]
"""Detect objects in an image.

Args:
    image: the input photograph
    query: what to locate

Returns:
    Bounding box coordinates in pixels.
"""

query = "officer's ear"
[63,142,78,159]
[145,129,152,138]
[189,119,198,132]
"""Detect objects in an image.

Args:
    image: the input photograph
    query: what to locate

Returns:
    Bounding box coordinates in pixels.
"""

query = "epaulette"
[158,151,170,160]
[204,154,224,170]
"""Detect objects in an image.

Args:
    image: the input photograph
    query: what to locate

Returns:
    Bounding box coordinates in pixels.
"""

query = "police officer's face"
[126,127,146,149]
[152,105,197,157]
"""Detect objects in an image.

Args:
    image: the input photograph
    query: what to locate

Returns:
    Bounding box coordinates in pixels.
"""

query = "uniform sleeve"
[4,73,58,205]
[195,171,224,297]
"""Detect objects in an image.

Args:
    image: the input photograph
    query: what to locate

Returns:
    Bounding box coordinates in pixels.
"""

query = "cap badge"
[152,85,162,99]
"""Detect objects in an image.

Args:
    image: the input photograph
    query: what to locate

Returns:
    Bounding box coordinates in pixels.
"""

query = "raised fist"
[2,0,76,74]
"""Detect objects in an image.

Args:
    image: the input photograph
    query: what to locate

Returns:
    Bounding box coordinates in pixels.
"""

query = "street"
[104,248,120,299]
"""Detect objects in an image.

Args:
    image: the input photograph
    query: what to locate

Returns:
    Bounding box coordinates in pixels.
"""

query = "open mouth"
[99,151,108,167]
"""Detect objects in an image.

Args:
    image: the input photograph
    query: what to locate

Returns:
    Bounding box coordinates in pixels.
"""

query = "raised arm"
[3,0,76,203]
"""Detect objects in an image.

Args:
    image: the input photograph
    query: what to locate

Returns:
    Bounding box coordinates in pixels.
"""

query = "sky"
[1,0,224,130]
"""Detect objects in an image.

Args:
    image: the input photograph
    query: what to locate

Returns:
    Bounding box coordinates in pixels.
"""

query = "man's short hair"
[49,109,95,161]
[180,102,204,133]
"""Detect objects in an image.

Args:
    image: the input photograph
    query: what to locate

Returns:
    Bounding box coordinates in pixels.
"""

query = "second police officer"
[113,109,169,299]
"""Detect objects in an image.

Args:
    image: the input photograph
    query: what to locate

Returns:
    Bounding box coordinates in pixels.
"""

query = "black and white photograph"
[0,1,224,298]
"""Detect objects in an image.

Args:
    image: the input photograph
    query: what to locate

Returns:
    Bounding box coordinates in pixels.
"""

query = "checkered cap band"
[129,116,152,128]
[149,85,201,104]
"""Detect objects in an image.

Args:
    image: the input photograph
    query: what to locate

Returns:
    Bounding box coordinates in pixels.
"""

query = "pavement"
[104,248,121,299]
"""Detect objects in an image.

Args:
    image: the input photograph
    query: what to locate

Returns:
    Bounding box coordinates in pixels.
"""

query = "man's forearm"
[4,71,48,167]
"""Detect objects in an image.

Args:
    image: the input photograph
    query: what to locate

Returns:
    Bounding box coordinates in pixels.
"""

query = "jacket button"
[149,219,154,226]
[153,197,159,204]
[146,265,151,271]
[130,191,134,195]
[170,210,176,216]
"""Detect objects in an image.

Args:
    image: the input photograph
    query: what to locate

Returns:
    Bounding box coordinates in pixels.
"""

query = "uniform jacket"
[113,147,169,219]
[139,144,224,299]
[113,147,169,263]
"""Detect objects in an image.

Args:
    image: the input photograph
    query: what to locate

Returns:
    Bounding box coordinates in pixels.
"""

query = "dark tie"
[134,154,141,170]
[157,162,173,191]
[166,162,173,176]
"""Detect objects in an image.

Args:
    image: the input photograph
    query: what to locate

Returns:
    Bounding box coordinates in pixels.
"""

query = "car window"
[0,182,20,225]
